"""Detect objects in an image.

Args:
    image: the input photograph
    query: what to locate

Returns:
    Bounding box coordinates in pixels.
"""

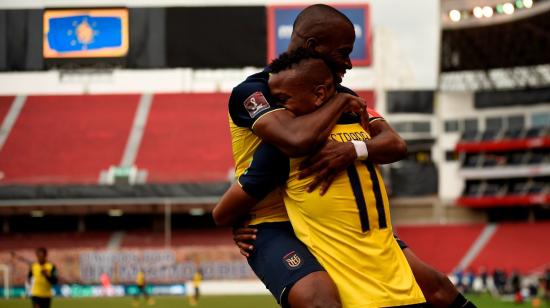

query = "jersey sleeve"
[228,81,285,128]
[238,142,289,200]
[367,107,384,123]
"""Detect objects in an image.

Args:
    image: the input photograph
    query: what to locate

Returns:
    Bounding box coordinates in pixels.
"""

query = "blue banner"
[47,15,122,52]
[43,9,129,58]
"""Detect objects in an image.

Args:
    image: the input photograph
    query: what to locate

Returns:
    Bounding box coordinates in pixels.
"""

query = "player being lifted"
[217,47,427,307]
[221,4,475,308]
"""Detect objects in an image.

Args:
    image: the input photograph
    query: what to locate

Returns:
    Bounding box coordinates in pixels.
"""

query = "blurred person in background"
[464,267,475,293]
[510,270,522,303]
[133,268,154,306]
[100,272,113,296]
[478,266,488,292]
[544,267,550,303]
[189,268,202,306]
[28,247,58,308]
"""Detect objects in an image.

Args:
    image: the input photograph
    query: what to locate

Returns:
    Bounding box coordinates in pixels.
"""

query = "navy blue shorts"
[247,221,325,306]
[31,296,51,308]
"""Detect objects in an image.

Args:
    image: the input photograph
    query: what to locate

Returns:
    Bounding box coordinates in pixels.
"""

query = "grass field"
[0,293,547,308]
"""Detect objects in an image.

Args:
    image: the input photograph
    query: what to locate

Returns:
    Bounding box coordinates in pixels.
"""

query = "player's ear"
[313,84,328,107]
[305,37,318,51]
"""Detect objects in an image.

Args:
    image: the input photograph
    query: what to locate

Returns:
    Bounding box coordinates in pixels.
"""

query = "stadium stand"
[395,224,485,273]
[456,125,550,208]
[0,95,140,184]
[121,228,233,248]
[0,231,111,250]
[0,96,12,122]
[135,93,233,183]
[470,222,550,273]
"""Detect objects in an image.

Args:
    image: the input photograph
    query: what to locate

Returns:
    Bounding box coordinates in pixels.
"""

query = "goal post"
[0,264,9,299]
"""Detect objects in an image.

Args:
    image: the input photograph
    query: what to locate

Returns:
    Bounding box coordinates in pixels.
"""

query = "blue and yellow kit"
[238,115,426,308]
[28,262,58,298]
[228,69,359,226]
[228,69,288,226]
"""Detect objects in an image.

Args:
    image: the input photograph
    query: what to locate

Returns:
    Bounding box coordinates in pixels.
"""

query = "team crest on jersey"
[243,91,270,118]
[282,251,302,270]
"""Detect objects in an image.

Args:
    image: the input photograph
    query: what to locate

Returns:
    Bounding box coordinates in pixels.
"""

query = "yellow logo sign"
[76,19,94,45]
[283,251,302,269]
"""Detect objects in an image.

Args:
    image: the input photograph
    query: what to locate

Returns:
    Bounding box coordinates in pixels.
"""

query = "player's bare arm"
[212,184,257,227]
[299,119,407,194]
[365,119,408,163]
[252,92,365,157]
[212,184,260,257]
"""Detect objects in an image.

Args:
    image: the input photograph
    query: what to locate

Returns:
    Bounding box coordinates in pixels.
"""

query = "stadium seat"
[135,93,234,183]
[0,95,140,184]
[395,224,485,273]
[0,96,13,123]
[470,222,550,273]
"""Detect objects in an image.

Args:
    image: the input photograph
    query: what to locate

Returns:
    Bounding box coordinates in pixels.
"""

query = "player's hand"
[232,227,257,258]
[299,140,356,195]
[344,94,366,114]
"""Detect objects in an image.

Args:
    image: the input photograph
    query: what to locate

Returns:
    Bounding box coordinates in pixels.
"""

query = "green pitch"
[0,295,278,308]
[0,293,545,308]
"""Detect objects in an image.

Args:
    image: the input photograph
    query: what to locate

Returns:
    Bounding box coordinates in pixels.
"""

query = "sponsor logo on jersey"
[283,251,302,270]
[243,91,270,118]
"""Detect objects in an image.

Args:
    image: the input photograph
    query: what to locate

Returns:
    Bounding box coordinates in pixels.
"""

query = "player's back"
[284,122,425,308]
[228,70,289,225]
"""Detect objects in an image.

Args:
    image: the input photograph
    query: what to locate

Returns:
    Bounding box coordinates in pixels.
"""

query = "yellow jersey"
[136,271,145,286]
[192,272,203,288]
[29,262,56,298]
[239,121,425,308]
[228,70,288,225]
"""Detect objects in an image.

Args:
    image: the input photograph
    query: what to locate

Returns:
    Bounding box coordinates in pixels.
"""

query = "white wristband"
[351,140,368,160]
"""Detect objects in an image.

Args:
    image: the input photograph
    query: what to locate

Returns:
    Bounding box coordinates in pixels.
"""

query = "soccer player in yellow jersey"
[225,4,474,308]
[28,247,58,308]
[218,48,426,307]
[189,269,203,306]
[133,269,154,306]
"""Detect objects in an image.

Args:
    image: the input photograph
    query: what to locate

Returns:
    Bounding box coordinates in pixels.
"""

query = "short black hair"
[268,47,339,83]
[293,4,353,30]
[36,247,47,255]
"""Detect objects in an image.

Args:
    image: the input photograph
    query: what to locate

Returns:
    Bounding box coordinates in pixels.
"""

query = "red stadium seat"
[470,222,550,274]
[395,224,485,273]
[135,93,234,183]
[0,95,140,184]
[0,96,13,124]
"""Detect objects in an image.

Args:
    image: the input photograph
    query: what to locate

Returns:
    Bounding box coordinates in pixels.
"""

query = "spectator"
[510,270,522,303]
[544,267,550,302]
[478,266,488,292]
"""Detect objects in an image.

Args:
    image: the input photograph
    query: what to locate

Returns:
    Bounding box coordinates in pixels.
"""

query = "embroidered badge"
[243,91,270,118]
[283,251,303,270]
